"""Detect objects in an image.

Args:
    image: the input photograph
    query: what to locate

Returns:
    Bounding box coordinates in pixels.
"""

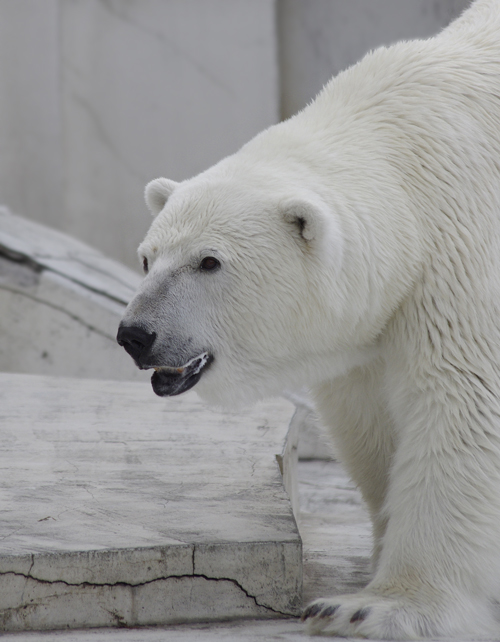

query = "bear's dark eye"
[200,256,220,272]
[142,257,149,274]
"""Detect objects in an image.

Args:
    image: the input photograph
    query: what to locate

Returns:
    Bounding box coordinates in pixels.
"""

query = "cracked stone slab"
[0,206,143,380]
[0,206,141,304]
[0,373,301,632]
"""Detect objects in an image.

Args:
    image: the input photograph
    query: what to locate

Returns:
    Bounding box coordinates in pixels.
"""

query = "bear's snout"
[116,323,156,367]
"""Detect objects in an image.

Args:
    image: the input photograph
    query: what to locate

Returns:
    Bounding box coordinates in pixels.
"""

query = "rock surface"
[0,373,300,631]
[2,460,466,642]
[0,207,142,380]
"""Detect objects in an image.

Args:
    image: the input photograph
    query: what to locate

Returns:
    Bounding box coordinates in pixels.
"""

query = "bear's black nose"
[116,323,157,363]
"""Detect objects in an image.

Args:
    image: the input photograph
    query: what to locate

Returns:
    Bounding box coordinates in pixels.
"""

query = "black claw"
[350,607,371,624]
[301,603,323,621]
[320,604,340,618]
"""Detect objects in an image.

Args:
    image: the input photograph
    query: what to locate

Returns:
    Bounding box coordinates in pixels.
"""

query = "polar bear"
[117,0,500,638]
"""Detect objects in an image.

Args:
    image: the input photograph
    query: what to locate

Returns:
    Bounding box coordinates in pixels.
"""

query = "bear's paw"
[301,590,495,640]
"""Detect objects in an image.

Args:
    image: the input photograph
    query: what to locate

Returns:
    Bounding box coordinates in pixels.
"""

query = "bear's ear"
[282,200,318,242]
[281,197,343,269]
[144,178,179,215]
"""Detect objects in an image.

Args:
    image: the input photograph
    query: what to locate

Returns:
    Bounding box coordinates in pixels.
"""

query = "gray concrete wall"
[0,0,471,270]
[0,0,278,270]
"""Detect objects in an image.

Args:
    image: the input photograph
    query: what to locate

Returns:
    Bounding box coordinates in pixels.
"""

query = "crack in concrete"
[0,245,43,273]
[103,608,128,628]
[0,568,290,617]
[67,254,139,293]
[18,557,35,607]
[0,283,115,341]
[0,243,131,306]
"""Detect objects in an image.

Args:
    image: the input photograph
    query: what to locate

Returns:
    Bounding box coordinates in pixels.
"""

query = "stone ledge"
[0,206,142,380]
[0,373,301,632]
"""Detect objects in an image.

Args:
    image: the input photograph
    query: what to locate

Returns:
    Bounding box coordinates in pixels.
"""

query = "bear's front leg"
[313,358,395,568]
[305,359,500,639]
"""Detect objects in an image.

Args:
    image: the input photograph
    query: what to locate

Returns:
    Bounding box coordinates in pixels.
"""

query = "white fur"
[123,0,500,637]
[144,177,179,215]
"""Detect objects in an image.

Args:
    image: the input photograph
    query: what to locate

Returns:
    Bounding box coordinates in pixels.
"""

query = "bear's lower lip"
[150,352,212,397]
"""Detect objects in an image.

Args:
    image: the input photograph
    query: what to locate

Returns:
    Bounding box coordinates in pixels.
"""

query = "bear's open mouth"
[150,352,213,397]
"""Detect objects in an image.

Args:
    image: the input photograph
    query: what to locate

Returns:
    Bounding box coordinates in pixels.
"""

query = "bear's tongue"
[151,352,211,397]
[153,352,210,376]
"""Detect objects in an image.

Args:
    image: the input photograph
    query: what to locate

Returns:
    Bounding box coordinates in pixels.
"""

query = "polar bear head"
[116,150,353,407]
[116,125,413,407]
